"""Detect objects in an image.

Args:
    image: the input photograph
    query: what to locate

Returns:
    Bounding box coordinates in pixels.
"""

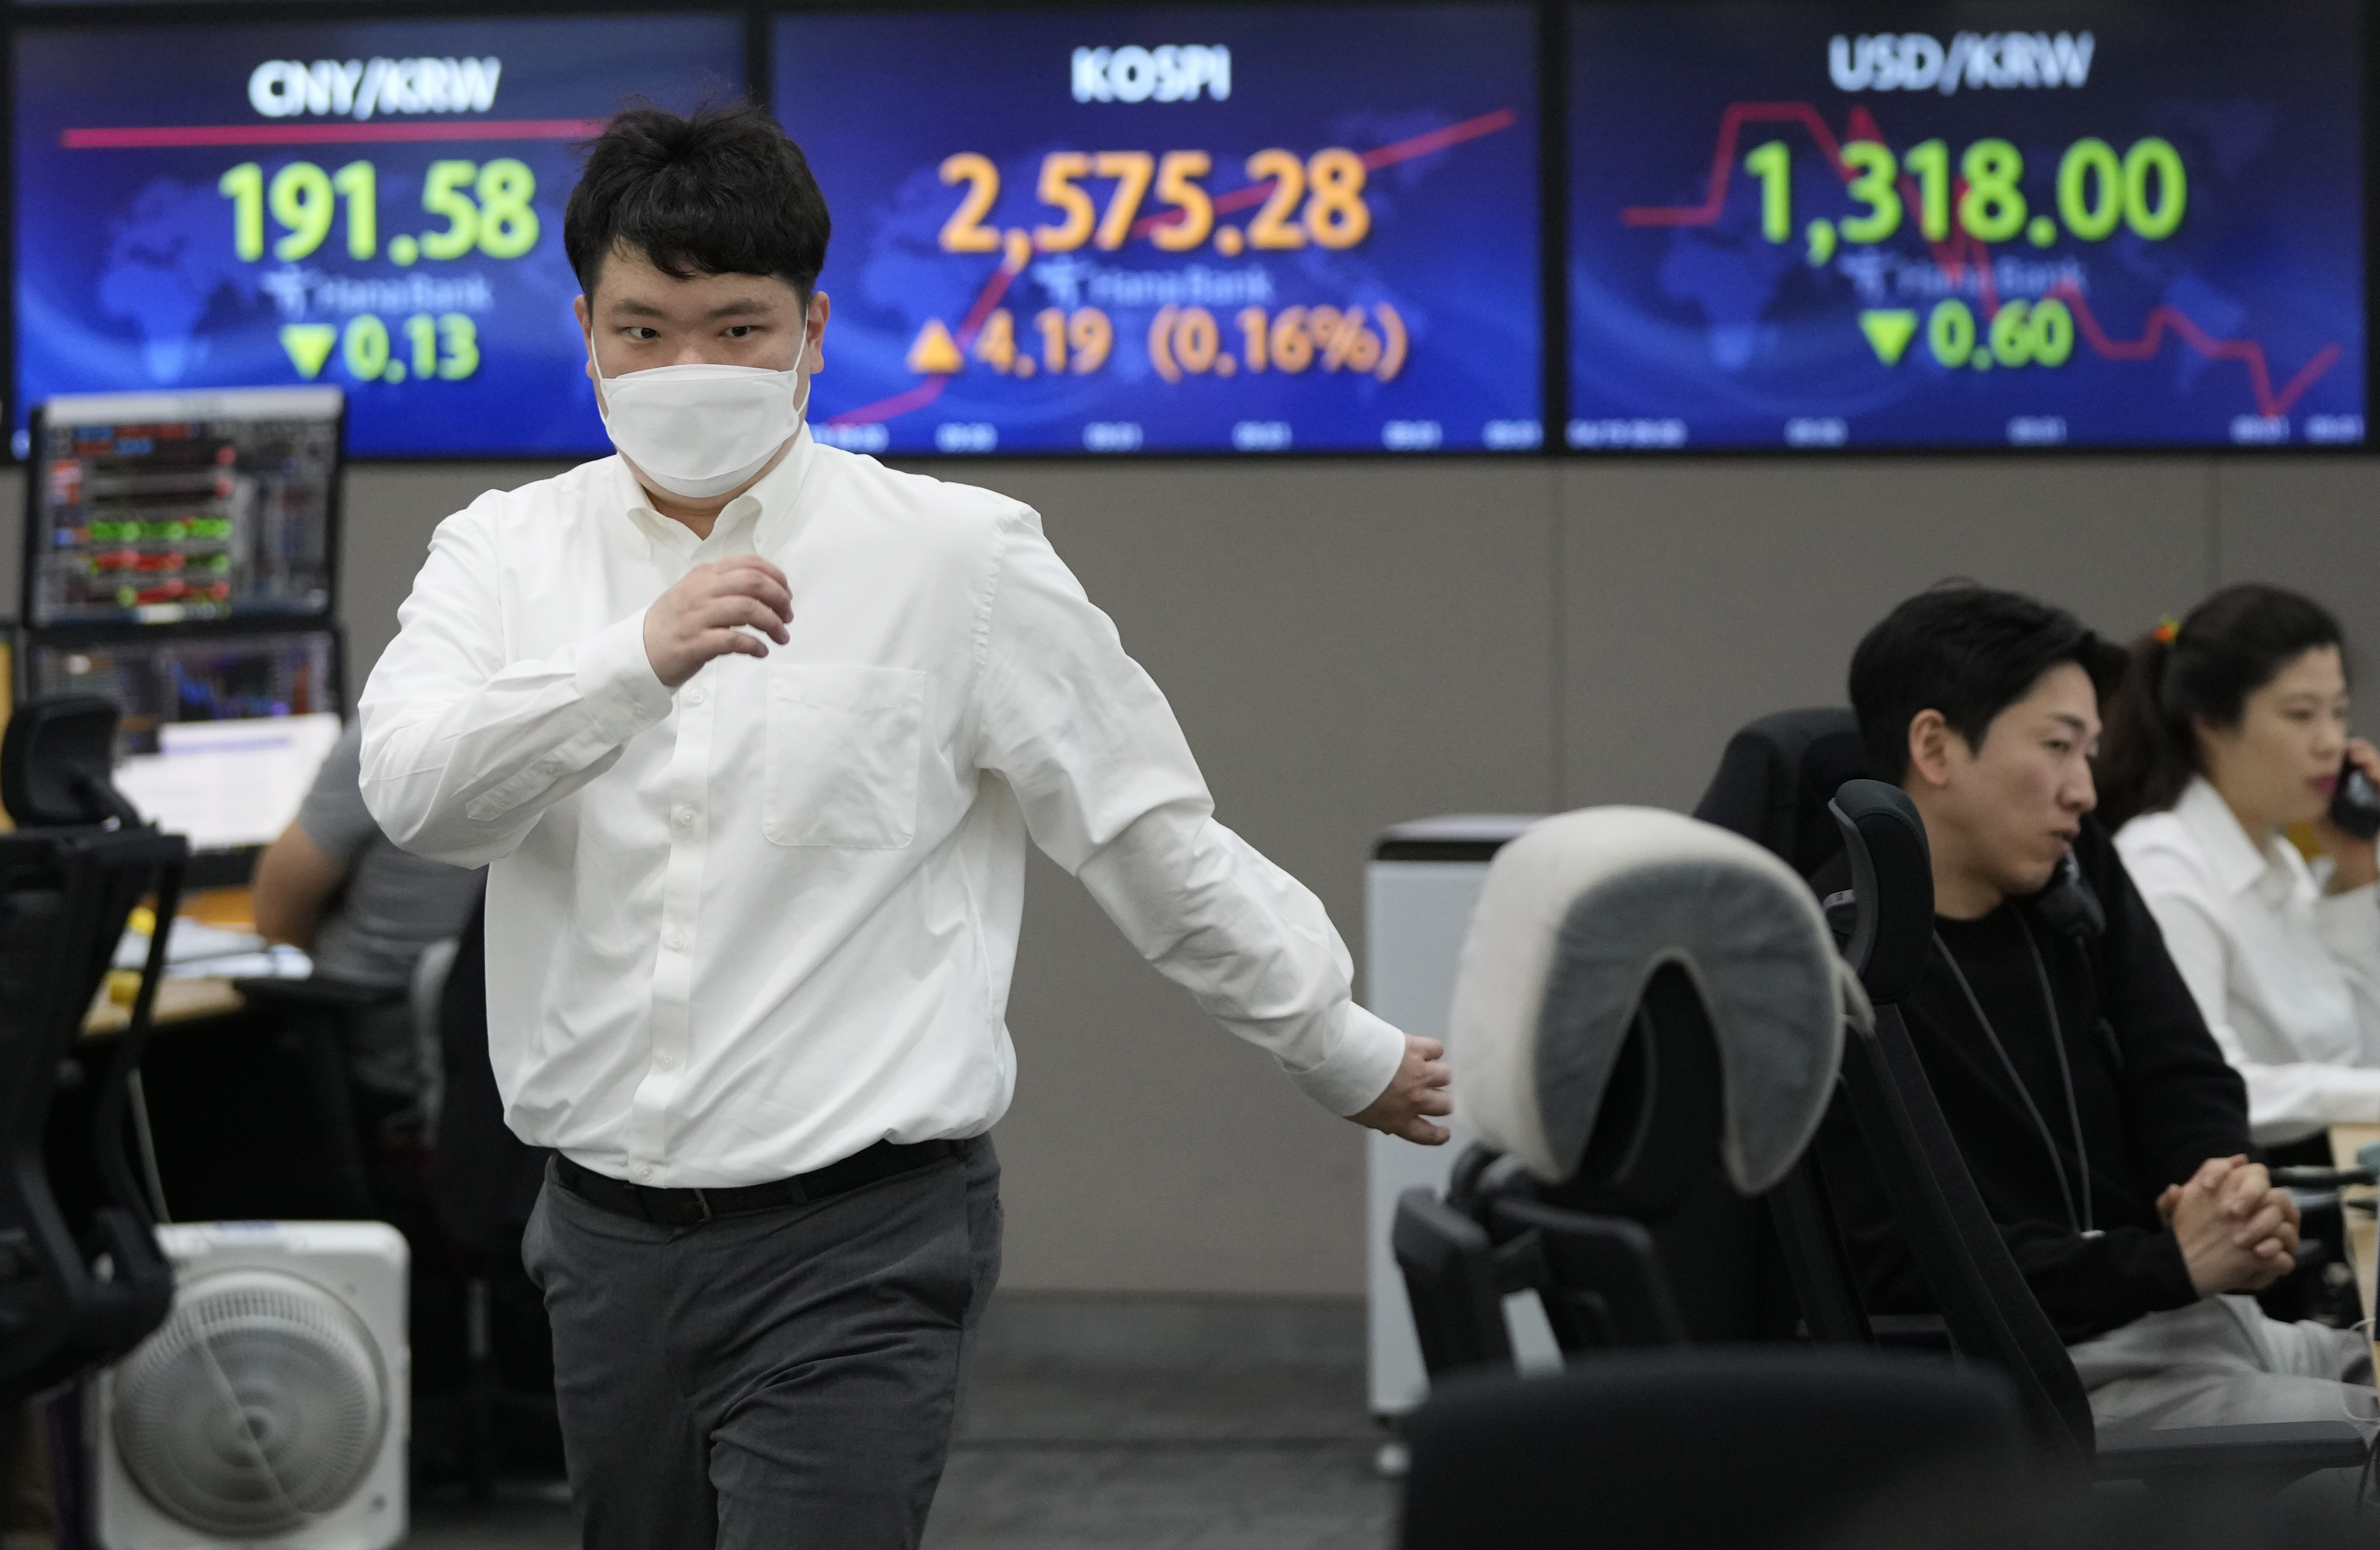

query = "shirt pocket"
[762,664,927,849]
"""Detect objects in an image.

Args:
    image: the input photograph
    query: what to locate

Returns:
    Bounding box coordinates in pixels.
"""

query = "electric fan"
[93,1222,409,1550]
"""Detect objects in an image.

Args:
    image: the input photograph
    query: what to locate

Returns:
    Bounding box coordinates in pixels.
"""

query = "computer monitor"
[23,386,342,629]
[28,629,342,860]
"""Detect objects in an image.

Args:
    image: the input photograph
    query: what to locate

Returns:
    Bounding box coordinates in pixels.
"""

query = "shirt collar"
[613,424,818,558]
[2173,774,2294,899]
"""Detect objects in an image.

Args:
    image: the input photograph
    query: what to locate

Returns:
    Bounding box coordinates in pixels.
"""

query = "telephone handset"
[2034,851,2105,941]
[2329,754,2380,842]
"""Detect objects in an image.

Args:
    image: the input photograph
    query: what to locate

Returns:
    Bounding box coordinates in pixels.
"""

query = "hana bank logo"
[249,57,503,120]
[1830,32,2095,94]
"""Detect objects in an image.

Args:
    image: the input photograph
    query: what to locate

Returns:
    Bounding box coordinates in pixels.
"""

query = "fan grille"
[112,1267,389,1536]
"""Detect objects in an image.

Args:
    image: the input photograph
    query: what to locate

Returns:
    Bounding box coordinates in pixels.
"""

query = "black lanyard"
[1934,912,2098,1237]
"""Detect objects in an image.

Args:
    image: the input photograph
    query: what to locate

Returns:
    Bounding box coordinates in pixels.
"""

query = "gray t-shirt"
[296,722,483,989]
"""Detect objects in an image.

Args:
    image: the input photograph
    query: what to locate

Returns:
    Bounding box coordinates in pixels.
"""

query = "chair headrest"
[1,696,143,830]
[1448,808,1856,1191]
[1828,780,1935,1003]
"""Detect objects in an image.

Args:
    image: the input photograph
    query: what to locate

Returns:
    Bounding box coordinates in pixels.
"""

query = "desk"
[81,976,245,1037]
[77,887,258,1037]
[2327,1124,2380,1373]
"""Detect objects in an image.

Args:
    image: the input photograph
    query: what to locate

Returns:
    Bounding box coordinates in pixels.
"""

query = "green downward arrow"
[279,324,338,380]
[1858,310,1919,367]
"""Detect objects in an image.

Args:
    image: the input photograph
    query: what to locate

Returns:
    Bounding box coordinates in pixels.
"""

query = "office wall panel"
[2212,462,2380,673]
[1557,458,2219,809]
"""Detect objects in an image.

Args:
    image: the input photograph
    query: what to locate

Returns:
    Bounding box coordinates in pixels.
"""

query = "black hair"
[1850,584,2126,785]
[564,103,830,298]
[2094,584,2346,830]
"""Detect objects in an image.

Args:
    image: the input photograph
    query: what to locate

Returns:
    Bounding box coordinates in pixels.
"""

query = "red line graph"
[2049,282,2342,420]
[1621,102,2344,421]
[829,109,1520,429]
[63,118,603,150]
[1620,104,1855,226]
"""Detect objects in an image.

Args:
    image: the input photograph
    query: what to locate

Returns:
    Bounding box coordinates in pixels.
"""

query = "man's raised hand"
[1351,1035,1453,1146]
[643,556,793,688]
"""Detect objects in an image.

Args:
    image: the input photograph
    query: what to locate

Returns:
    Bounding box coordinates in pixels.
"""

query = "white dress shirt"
[359,428,1405,1187]
[2116,777,2380,1143]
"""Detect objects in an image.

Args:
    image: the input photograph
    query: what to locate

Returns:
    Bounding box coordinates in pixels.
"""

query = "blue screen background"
[1566,0,2365,451]
[774,5,1542,456]
[13,16,745,458]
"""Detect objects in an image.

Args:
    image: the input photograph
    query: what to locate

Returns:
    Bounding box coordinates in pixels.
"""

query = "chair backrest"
[0,828,182,1407]
[1399,808,1863,1363]
[1692,707,1869,876]
[1400,1348,2029,1550]
[1824,782,2098,1459]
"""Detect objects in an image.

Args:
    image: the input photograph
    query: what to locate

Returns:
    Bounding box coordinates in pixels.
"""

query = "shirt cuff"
[573,607,677,743]
[1285,1002,1410,1118]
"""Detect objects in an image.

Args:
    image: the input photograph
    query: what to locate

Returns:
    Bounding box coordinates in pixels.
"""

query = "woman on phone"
[2102,583,2380,1149]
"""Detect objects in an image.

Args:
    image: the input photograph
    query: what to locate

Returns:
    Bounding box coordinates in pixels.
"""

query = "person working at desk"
[253,719,484,1121]
[357,104,1448,1550]
[1817,584,2374,1432]
[2097,585,2380,1151]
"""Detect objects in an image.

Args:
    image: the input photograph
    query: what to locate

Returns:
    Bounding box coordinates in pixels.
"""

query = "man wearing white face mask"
[357,105,1447,1549]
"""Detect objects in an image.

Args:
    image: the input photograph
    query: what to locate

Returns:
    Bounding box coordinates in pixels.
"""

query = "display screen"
[31,628,339,755]
[1566,1,2365,451]
[27,387,340,628]
[13,15,744,459]
[774,5,1542,455]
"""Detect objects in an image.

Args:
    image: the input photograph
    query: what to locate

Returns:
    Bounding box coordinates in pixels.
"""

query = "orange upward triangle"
[905,320,964,375]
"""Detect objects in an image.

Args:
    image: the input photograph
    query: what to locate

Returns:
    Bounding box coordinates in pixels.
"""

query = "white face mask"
[589,345,813,500]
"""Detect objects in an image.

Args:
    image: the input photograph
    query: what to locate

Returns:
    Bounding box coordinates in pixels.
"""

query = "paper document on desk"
[112,711,341,852]
[114,918,310,979]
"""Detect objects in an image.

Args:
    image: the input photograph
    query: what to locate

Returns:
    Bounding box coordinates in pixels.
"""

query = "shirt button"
[664,931,688,952]
[674,805,698,827]
[536,759,558,776]
[686,688,707,707]
[635,1164,655,1183]
[654,1050,677,1071]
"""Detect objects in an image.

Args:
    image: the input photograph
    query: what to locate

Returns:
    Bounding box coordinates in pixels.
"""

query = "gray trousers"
[2070,1294,2379,1435]
[521,1137,1002,1549]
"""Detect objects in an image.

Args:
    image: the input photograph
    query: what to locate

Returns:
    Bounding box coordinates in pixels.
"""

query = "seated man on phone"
[1814,584,2374,1433]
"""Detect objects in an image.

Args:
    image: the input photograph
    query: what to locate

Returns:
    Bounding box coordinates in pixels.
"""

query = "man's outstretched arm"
[973,507,1441,1136]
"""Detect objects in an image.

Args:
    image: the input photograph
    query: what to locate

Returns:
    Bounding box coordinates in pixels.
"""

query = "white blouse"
[2117,777,2380,1144]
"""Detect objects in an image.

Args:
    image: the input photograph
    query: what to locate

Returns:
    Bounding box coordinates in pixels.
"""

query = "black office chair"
[0,699,181,1414]
[1400,1348,2030,1550]
[1392,806,1873,1376]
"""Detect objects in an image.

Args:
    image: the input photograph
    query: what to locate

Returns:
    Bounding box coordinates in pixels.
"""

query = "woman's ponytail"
[2095,627,2187,831]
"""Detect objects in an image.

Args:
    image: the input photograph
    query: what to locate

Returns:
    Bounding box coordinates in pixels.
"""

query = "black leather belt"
[553,1139,957,1227]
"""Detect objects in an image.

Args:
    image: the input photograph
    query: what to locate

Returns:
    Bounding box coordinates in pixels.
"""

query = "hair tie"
[2153,616,2180,645]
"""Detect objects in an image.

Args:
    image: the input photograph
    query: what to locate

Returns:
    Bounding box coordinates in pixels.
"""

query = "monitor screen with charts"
[24,387,341,629]
[29,629,342,853]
